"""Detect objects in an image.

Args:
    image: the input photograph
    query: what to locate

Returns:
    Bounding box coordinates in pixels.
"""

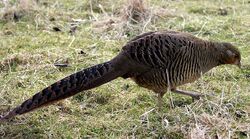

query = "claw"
[0,115,7,122]
[192,94,204,100]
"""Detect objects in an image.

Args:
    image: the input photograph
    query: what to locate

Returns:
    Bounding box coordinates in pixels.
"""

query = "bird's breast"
[132,65,202,91]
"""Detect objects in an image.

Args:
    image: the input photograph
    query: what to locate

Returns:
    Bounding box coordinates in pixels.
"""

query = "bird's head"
[216,42,241,68]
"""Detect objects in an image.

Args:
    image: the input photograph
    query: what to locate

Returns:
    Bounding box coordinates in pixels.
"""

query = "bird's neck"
[198,41,222,73]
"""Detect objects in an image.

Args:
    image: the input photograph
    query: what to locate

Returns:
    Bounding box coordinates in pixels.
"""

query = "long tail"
[0,60,125,121]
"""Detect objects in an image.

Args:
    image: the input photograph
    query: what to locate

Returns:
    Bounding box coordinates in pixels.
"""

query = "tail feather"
[0,61,125,121]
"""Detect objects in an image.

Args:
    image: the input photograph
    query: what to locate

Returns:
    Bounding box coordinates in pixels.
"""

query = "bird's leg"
[155,91,165,110]
[168,92,175,109]
[171,88,203,100]
[157,94,163,109]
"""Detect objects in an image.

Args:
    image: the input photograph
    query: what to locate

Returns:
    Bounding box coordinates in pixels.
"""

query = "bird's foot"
[191,94,204,100]
[0,115,8,122]
[191,94,204,102]
[171,89,206,101]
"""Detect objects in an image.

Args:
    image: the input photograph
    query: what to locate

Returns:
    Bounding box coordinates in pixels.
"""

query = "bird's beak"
[234,60,241,69]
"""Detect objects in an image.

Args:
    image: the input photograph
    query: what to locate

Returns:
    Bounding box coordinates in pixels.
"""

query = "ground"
[0,0,250,138]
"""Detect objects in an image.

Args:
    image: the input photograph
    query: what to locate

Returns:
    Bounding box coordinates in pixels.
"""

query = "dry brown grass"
[0,0,37,21]
[91,0,175,38]
[122,0,148,23]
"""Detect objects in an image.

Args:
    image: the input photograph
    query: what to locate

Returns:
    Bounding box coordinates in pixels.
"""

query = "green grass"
[0,0,250,138]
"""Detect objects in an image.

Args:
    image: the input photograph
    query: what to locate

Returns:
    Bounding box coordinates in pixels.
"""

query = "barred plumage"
[0,31,241,121]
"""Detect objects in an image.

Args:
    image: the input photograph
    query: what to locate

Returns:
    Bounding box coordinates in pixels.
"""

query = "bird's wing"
[122,31,196,69]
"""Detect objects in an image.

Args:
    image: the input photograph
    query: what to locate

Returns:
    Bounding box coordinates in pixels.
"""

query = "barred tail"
[0,60,125,121]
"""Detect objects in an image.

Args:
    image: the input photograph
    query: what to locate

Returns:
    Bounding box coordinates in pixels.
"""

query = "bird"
[0,30,241,121]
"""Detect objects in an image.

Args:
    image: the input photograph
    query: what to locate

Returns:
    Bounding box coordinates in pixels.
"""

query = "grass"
[0,0,250,138]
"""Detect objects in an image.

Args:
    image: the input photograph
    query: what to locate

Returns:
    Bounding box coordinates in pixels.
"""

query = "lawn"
[0,0,249,138]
